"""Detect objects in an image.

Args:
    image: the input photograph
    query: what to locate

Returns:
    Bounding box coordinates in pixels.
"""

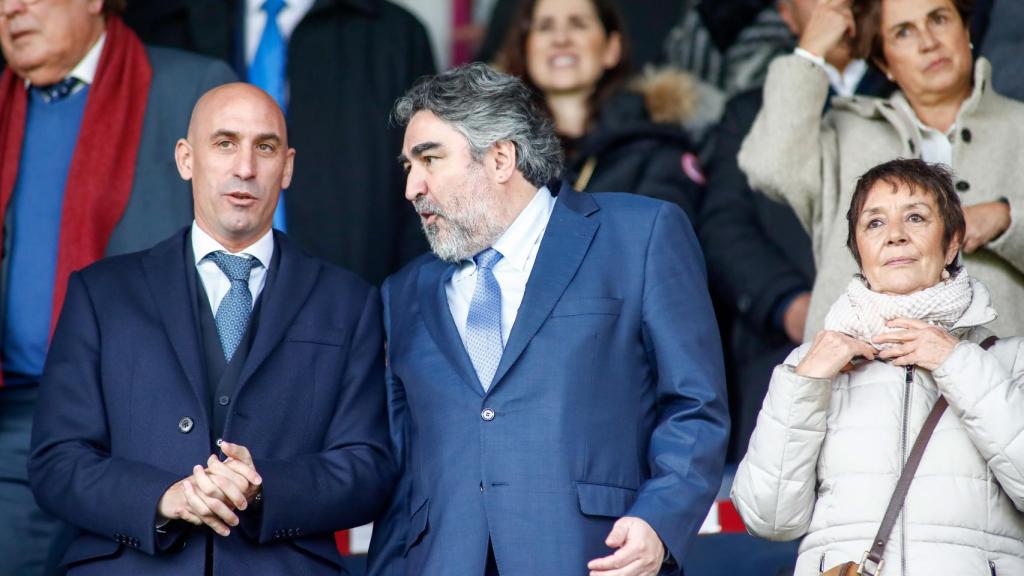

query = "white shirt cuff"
[794,47,827,68]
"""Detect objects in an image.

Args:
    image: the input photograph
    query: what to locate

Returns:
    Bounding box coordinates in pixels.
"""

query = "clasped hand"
[796,318,958,379]
[157,441,262,537]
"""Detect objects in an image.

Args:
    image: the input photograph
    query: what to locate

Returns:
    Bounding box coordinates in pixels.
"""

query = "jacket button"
[961,128,972,142]
[481,408,495,421]
[178,417,194,433]
[956,180,970,192]
[218,395,230,406]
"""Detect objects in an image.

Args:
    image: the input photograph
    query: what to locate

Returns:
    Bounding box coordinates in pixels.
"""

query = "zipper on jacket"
[900,365,914,576]
[990,559,997,576]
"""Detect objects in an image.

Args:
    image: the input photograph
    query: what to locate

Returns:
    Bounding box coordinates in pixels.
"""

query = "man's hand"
[874,318,959,371]
[963,201,1011,253]
[157,442,263,537]
[587,516,665,576]
[157,479,203,527]
[798,0,855,59]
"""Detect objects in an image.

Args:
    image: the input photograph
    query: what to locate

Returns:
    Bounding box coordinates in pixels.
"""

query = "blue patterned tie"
[38,77,82,102]
[248,0,288,232]
[465,248,504,391]
[208,252,261,362]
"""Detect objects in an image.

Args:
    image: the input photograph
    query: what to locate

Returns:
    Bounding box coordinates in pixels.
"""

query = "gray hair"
[393,63,563,188]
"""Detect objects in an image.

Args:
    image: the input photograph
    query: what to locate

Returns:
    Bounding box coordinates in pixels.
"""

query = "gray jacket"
[739,55,1024,340]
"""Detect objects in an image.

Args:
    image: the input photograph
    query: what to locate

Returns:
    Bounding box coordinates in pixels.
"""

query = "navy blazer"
[29,228,394,575]
[367,185,729,575]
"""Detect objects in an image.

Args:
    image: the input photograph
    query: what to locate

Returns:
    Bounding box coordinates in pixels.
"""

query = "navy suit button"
[481,408,495,421]
[218,395,230,406]
[178,417,194,433]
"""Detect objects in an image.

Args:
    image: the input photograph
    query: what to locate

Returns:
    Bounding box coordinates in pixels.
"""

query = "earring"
[970,41,975,50]
[886,72,894,82]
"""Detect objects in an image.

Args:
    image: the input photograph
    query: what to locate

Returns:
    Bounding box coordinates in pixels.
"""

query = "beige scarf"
[823,271,973,349]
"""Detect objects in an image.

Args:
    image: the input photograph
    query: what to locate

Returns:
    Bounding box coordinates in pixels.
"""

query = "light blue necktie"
[208,252,261,362]
[465,248,504,391]
[248,0,288,232]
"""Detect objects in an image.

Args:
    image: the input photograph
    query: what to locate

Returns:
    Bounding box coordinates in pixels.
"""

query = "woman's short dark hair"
[846,158,966,276]
[495,0,631,132]
[850,0,974,66]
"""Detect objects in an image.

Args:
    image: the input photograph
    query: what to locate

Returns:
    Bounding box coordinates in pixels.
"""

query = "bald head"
[175,82,295,252]
[186,82,288,144]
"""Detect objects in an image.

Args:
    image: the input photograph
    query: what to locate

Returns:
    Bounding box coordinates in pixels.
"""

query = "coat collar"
[416,182,600,396]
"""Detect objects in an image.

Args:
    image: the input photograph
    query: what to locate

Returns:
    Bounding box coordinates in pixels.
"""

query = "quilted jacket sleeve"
[731,344,832,541]
[932,337,1024,510]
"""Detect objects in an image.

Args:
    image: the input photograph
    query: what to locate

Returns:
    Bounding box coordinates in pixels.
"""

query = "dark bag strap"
[861,335,999,575]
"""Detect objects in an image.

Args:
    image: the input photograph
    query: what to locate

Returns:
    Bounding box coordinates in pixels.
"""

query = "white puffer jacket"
[732,282,1024,575]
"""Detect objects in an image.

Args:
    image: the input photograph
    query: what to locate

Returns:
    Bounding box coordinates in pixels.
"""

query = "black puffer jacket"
[562,72,704,222]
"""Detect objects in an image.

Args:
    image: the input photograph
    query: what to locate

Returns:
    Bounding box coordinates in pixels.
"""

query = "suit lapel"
[488,186,599,393]
[418,258,485,397]
[141,229,208,412]
[237,232,319,390]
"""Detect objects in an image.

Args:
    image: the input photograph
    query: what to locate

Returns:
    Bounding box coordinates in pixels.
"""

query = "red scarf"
[0,16,151,381]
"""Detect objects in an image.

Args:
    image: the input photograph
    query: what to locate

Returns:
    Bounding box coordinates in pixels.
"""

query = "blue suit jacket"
[29,228,393,575]
[367,185,729,575]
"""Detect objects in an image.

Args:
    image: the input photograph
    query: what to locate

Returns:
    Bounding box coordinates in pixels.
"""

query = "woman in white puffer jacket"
[732,158,1024,576]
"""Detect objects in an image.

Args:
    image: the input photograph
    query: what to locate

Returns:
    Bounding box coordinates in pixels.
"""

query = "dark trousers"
[0,386,65,576]
[485,542,499,576]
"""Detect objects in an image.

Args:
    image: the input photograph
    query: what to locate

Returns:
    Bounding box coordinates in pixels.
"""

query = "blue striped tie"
[208,252,261,362]
[465,248,504,391]
[248,0,288,232]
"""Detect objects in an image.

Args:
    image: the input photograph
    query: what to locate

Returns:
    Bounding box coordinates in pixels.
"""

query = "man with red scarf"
[0,0,233,573]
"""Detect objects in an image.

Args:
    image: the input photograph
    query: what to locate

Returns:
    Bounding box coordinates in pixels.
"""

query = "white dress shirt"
[446,186,556,346]
[244,0,316,67]
[894,98,955,167]
[191,222,275,316]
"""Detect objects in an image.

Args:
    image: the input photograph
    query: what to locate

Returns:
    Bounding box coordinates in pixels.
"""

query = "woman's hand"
[963,201,1011,253]
[873,318,959,370]
[798,0,856,59]
[795,330,876,379]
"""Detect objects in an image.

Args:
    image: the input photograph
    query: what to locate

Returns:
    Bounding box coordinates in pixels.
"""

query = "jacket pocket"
[550,298,622,318]
[292,534,344,569]
[576,481,637,518]
[403,496,430,556]
[61,533,121,567]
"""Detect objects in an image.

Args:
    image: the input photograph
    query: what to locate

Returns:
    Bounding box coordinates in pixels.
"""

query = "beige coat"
[732,282,1024,575]
[739,55,1024,340]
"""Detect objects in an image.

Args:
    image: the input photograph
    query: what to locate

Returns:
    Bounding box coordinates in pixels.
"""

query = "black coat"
[125,0,436,285]
[563,91,701,222]
[700,70,892,461]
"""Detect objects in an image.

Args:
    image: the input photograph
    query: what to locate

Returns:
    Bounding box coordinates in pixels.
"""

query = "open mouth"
[549,54,579,68]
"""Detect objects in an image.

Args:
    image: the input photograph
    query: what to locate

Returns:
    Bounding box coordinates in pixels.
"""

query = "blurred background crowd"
[2,0,1024,574]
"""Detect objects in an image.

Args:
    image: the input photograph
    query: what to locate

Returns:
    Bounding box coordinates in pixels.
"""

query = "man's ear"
[174,139,193,181]
[488,140,518,184]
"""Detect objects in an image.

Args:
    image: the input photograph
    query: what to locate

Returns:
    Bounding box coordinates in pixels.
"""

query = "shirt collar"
[489,186,555,272]
[191,221,275,268]
[70,33,105,86]
[823,59,867,98]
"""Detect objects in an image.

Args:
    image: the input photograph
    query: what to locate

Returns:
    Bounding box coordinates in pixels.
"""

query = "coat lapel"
[238,232,320,389]
[141,229,208,412]
[418,258,485,397]
[488,185,599,393]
